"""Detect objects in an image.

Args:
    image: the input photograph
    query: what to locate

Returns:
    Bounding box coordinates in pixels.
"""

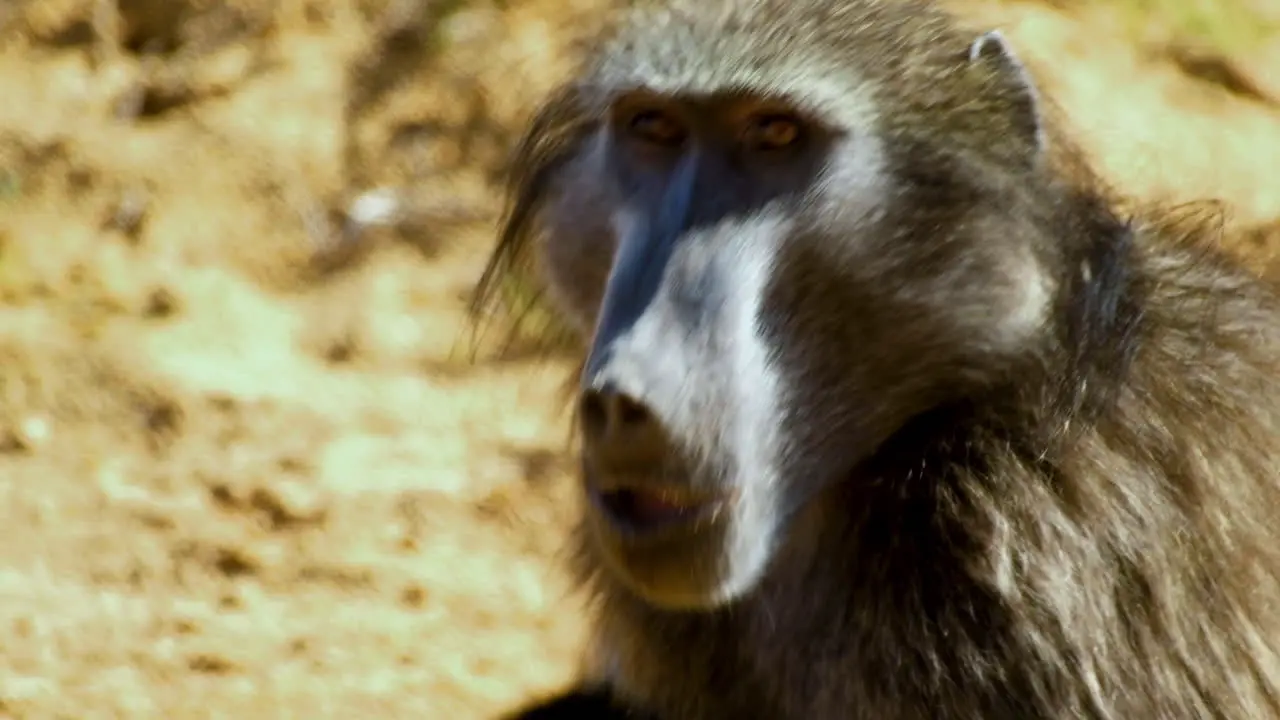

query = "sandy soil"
[0,1,1277,718]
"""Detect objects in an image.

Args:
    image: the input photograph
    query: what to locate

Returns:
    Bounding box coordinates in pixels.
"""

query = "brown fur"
[477,1,1280,718]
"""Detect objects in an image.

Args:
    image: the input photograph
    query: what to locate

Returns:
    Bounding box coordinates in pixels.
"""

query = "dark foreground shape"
[501,685,655,719]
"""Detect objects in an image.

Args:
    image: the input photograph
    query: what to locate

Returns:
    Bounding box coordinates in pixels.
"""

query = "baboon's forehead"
[582,0,959,118]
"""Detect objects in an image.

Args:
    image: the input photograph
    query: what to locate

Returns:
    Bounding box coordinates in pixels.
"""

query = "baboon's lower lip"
[588,484,728,539]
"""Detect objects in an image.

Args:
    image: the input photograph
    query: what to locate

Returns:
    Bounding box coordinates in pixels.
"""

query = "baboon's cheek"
[719,485,786,594]
[538,224,617,331]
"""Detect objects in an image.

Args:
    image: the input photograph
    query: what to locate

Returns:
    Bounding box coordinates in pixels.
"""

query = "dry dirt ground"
[0,0,1278,718]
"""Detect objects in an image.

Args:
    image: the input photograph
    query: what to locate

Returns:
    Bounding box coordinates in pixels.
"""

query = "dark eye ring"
[626,108,687,147]
[745,114,803,151]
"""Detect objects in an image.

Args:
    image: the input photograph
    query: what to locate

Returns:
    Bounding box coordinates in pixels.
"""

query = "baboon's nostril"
[614,394,652,426]
[581,391,610,435]
[580,386,656,439]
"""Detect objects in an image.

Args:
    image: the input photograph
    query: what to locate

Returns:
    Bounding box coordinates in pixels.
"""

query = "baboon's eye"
[625,109,687,148]
[743,114,803,152]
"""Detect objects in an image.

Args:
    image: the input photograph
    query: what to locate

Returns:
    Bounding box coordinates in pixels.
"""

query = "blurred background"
[0,0,1277,717]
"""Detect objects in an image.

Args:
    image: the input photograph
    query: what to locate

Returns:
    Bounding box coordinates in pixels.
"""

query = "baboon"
[471,0,1280,717]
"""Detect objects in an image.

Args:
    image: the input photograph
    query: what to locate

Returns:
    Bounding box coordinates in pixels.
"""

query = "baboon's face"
[510,9,1054,611]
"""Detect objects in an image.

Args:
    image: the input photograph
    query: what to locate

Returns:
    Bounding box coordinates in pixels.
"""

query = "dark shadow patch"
[115,0,269,57]
[113,76,236,121]
[505,445,569,488]
[1159,42,1277,106]
[37,18,97,48]
[186,653,239,675]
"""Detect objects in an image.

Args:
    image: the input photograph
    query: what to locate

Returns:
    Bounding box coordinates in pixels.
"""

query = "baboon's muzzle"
[578,382,732,543]
[576,151,739,545]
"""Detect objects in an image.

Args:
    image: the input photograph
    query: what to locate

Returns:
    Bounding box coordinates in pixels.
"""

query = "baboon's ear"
[968,30,1046,163]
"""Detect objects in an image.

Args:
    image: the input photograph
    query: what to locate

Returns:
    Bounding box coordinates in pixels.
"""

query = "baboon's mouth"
[590,485,727,538]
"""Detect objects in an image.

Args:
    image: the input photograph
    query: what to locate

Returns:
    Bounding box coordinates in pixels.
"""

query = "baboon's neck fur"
[572,195,1280,718]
